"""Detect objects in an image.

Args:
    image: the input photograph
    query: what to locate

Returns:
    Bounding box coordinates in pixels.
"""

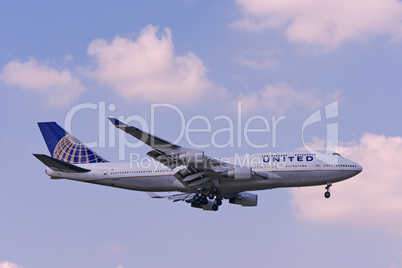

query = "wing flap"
[182,171,208,182]
[146,149,181,169]
[188,177,212,187]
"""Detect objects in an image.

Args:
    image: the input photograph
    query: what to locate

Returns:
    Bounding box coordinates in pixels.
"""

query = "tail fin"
[37,122,107,164]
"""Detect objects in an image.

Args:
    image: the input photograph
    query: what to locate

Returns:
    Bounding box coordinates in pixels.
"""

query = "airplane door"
[102,169,109,179]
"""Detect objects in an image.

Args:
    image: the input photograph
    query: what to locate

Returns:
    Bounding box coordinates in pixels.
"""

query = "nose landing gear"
[324,182,332,198]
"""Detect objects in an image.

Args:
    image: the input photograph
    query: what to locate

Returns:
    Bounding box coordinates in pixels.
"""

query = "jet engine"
[222,166,252,180]
[229,193,258,206]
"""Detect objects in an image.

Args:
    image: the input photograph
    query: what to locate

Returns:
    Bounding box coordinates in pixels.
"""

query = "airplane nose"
[355,163,363,174]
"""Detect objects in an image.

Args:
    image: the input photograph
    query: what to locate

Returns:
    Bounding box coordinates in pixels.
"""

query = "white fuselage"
[44,151,362,194]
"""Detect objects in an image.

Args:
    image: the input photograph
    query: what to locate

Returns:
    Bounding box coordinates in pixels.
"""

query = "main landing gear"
[324,182,332,198]
[192,186,222,211]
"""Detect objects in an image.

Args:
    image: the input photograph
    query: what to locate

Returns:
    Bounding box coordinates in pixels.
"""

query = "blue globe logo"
[53,134,105,164]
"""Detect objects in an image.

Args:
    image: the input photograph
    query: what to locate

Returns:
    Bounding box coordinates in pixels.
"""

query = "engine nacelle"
[229,193,258,206]
[178,150,204,166]
[222,166,252,180]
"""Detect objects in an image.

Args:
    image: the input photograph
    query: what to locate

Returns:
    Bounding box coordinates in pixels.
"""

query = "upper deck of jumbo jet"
[226,150,361,169]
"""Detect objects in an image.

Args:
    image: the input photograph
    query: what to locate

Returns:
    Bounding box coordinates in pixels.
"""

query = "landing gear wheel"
[215,199,222,206]
[212,204,219,211]
[192,201,201,207]
[208,192,215,199]
[324,182,332,199]
[202,198,208,205]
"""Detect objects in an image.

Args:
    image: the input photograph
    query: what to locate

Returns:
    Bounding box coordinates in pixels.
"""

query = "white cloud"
[233,0,402,51]
[87,25,224,105]
[291,133,402,235]
[236,82,340,114]
[0,24,340,112]
[0,262,21,268]
[0,58,85,107]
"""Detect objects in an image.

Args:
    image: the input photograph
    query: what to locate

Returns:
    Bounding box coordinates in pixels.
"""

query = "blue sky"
[1,0,402,267]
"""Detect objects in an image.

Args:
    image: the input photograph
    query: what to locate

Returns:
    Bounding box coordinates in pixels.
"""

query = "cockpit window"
[332,152,341,156]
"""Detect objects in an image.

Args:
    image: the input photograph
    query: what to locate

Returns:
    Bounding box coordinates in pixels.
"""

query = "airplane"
[34,118,362,211]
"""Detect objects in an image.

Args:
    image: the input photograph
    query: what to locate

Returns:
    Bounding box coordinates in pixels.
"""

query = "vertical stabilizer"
[37,122,107,164]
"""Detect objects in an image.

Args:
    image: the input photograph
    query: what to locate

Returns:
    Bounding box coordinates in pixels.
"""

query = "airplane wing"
[109,117,196,169]
[108,118,179,150]
[109,118,267,189]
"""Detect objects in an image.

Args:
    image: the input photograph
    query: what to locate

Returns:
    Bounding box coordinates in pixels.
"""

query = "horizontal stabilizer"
[33,154,91,173]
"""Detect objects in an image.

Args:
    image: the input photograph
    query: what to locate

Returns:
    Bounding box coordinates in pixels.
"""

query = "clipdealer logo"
[302,101,339,164]
[63,102,287,160]
[62,101,339,163]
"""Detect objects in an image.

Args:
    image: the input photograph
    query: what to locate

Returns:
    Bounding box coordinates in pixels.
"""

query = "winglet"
[108,117,127,128]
